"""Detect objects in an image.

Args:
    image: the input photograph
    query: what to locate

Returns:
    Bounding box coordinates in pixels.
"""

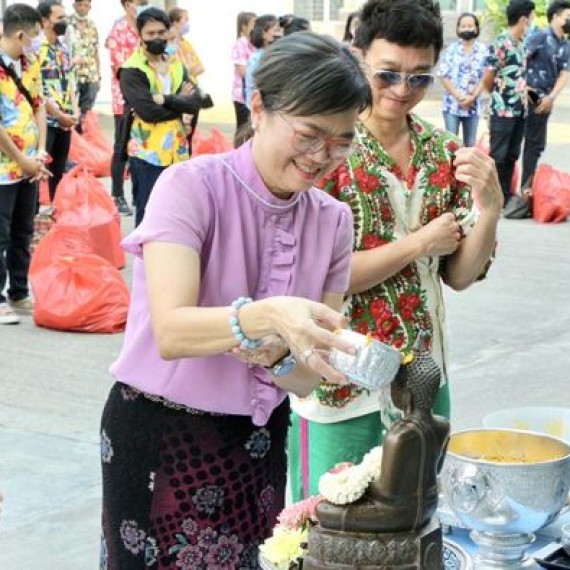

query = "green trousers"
[287,383,450,502]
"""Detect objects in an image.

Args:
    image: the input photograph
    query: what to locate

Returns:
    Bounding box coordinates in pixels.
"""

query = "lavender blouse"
[110,142,354,426]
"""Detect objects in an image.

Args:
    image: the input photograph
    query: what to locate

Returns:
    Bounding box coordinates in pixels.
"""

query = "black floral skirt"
[100,382,289,569]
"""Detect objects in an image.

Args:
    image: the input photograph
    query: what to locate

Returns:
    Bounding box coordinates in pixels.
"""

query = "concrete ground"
[1,93,569,569]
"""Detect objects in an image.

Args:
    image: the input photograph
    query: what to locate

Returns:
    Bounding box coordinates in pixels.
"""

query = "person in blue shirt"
[244,15,279,110]
[522,0,570,189]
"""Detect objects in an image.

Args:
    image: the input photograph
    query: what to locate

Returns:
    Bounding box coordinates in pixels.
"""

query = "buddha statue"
[305,334,450,569]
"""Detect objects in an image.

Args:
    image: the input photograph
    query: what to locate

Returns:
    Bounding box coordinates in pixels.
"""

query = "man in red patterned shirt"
[105,0,149,216]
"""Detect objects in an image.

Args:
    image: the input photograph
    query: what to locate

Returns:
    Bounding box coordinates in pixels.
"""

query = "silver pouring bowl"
[440,428,570,569]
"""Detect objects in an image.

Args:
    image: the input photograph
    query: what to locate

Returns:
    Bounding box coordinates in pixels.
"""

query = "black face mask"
[562,19,570,35]
[144,39,167,56]
[458,30,478,41]
[53,21,67,36]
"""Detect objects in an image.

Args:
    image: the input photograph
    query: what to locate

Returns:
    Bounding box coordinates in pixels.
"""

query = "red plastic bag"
[30,224,90,272]
[30,252,129,333]
[531,164,570,223]
[69,113,112,177]
[54,167,125,269]
[192,127,233,156]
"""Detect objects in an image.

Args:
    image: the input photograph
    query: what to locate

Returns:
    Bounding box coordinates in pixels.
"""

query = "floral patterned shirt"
[486,31,527,118]
[231,36,255,104]
[290,115,480,424]
[438,40,487,117]
[105,16,139,116]
[0,54,43,183]
[68,15,100,84]
[37,38,74,129]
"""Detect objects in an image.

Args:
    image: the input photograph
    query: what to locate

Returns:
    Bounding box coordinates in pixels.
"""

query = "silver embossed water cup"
[329,329,402,390]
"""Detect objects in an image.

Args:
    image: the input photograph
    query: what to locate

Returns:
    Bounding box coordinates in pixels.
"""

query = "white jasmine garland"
[318,446,383,505]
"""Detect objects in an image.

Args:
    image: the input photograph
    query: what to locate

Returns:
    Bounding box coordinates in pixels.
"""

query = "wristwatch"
[266,350,297,377]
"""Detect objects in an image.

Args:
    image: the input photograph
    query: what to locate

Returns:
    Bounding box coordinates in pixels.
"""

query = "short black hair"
[37,0,63,20]
[547,0,570,22]
[506,0,535,26]
[136,7,170,34]
[456,12,480,35]
[250,15,277,49]
[355,0,443,62]
[281,16,310,36]
[2,3,42,37]
[343,11,359,43]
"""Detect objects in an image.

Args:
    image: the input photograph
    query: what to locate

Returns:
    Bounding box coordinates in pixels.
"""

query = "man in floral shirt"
[68,0,100,132]
[288,0,503,502]
[104,0,149,216]
[484,0,535,206]
[0,4,50,324]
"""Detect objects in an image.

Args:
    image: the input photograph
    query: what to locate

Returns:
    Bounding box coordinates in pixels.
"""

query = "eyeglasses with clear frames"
[373,69,435,91]
[276,113,354,160]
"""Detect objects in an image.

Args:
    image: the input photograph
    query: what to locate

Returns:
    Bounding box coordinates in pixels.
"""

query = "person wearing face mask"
[438,13,487,147]
[118,8,204,227]
[68,0,100,134]
[105,0,150,218]
[37,0,79,203]
[483,0,535,208]
[520,0,570,192]
[244,15,281,111]
[0,4,50,324]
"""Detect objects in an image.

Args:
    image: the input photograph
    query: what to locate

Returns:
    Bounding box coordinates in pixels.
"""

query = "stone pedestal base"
[304,517,442,570]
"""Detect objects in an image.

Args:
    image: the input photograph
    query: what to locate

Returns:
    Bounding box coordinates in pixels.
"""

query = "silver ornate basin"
[440,428,570,569]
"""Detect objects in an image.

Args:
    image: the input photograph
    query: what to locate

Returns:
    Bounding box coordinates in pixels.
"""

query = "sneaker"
[114,196,133,217]
[0,302,20,325]
[9,297,34,314]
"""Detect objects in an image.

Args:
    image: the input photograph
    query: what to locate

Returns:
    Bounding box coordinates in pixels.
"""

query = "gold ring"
[300,347,318,365]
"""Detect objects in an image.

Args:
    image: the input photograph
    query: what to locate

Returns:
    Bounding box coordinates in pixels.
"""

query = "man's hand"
[454,146,503,213]
[535,95,554,115]
[58,113,78,130]
[19,156,52,181]
[152,94,165,105]
[414,212,462,258]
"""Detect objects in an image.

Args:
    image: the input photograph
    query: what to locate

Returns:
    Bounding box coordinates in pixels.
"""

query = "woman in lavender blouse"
[100,32,371,569]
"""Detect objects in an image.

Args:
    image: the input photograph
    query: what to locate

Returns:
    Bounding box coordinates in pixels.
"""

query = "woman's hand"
[261,297,356,384]
[228,334,289,368]
[454,146,503,214]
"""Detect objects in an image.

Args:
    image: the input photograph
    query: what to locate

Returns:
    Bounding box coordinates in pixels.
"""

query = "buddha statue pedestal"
[304,516,443,570]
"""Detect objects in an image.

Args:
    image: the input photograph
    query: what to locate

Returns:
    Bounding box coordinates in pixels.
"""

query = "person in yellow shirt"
[0,4,50,324]
[119,8,206,226]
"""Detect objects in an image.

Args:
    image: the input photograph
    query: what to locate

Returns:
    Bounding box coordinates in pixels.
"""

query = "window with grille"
[293,0,345,22]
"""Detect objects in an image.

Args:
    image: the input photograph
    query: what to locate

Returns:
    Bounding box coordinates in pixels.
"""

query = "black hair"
[355,0,443,62]
[343,11,360,43]
[250,14,278,49]
[136,7,170,34]
[37,0,63,20]
[2,3,42,36]
[255,31,372,117]
[456,12,480,34]
[236,11,256,39]
[281,16,310,36]
[547,0,570,22]
[506,0,535,26]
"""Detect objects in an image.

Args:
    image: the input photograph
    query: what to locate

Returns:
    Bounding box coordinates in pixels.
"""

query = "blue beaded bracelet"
[229,297,262,350]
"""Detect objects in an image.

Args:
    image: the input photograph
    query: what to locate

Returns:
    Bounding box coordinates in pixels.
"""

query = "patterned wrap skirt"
[100,382,290,569]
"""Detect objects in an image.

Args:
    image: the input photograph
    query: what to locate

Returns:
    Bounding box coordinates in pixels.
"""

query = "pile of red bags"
[531,164,570,223]
[30,167,129,333]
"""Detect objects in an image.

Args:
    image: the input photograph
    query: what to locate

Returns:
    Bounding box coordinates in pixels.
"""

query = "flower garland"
[319,445,383,505]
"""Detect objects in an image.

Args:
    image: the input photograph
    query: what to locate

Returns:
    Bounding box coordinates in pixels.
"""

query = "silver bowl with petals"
[440,428,570,569]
